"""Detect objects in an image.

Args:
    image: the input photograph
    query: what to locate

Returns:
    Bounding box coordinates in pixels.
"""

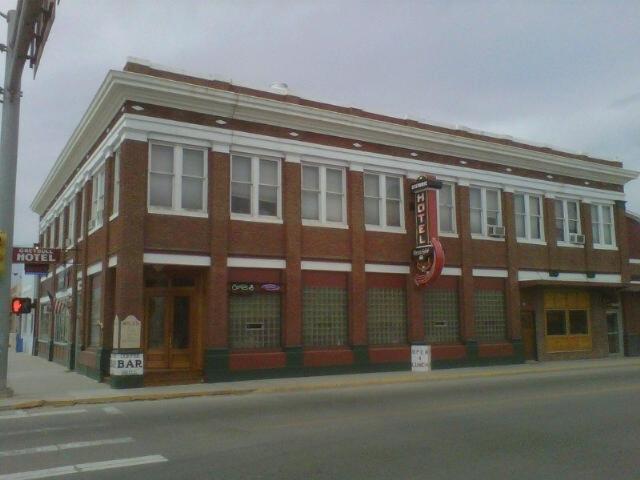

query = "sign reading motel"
[12,247,60,264]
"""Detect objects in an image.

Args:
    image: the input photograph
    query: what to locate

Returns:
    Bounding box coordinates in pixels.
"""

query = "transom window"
[89,168,105,232]
[364,173,403,229]
[554,199,581,243]
[231,154,281,220]
[148,143,207,214]
[591,203,615,247]
[514,192,544,241]
[301,164,346,225]
[437,182,456,234]
[469,186,502,236]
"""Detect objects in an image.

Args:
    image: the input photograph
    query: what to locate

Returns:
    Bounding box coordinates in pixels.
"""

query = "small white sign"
[110,353,144,376]
[411,345,431,372]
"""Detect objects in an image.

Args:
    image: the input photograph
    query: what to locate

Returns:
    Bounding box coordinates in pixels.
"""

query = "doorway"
[521,311,537,361]
[606,310,624,356]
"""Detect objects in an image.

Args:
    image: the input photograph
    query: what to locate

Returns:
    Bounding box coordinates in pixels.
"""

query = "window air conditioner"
[488,225,505,238]
[569,233,585,245]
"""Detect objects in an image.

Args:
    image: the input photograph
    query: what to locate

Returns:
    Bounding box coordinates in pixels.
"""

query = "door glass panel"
[148,297,166,349]
[172,296,190,350]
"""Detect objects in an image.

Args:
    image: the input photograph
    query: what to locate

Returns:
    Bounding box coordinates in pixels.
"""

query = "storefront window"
[543,291,591,353]
[424,289,459,343]
[569,310,589,334]
[303,287,348,347]
[38,303,51,341]
[474,290,506,342]
[54,299,70,343]
[88,274,102,347]
[229,292,281,349]
[545,310,566,335]
[367,288,406,345]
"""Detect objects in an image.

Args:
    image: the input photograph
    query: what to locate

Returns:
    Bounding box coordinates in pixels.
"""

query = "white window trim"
[514,192,545,244]
[230,153,282,223]
[364,172,405,233]
[110,150,120,221]
[66,197,76,250]
[88,168,105,235]
[147,142,209,217]
[437,182,457,236]
[301,163,348,229]
[591,203,617,250]
[469,185,502,239]
[57,213,65,249]
[555,198,582,247]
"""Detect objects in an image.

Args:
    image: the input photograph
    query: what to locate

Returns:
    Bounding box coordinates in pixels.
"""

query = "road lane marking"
[0,409,86,421]
[102,406,122,415]
[0,455,168,480]
[3,423,109,437]
[0,437,134,458]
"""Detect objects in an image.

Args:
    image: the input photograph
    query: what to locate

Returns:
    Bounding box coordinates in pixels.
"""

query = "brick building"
[30,59,640,385]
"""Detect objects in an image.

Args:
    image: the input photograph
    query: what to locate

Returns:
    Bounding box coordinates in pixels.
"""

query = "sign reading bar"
[12,247,60,264]
[110,353,144,376]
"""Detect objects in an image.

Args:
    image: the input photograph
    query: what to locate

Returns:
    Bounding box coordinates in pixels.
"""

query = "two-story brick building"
[30,59,640,386]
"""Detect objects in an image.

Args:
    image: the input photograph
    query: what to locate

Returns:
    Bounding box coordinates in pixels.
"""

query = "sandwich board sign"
[411,345,431,372]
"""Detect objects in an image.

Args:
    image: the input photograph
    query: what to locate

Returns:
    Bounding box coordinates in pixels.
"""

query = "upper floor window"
[301,164,346,225]
[48,223,54,248]
[555,199,581,244]
[514,193,544,242]
[364,173,403,230]
[57,212,65,248]
[67,198,76,248]
[89,168,105,232]
[148,143,207,215]
[231,154,281,220]
[112,150,120,218]
[79,189,86,241]
[437,182,456,234]
[469,186,502,237]
[591,203,616,248]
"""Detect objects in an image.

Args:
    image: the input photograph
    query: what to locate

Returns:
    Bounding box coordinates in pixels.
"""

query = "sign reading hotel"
[12,247,60,264]
[410,176,445,287]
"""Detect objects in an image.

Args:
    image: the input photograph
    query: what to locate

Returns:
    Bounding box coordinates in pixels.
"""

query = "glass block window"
[229,293,281,349]
[474,290,506,342]
[424,289,459,343]
[303,287,348,347]
[367,288,407,345]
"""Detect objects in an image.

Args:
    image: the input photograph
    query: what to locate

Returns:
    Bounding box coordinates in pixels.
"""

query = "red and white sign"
[12,247,60,264]
[411,176,445,287]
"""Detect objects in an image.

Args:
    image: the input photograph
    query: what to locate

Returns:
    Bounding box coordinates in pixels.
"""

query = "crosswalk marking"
[0,437,134,458]
[3,423,109,437]
[0,455,168,480]
[0,409,86,421]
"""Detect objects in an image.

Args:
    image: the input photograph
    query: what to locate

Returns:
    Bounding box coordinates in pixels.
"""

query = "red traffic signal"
[11,298,32,315]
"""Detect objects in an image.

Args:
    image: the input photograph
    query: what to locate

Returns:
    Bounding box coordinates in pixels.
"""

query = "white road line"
[0,437,134,458]
[0,409,87,421]
[102,406,122,415]
[0,455,168,480]
[4,423,109,437]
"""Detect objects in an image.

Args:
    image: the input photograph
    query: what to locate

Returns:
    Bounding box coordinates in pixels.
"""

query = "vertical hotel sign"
[410,176,445,287]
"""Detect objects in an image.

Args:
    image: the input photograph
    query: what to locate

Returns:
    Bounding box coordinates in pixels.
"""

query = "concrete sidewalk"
[3,349,640,412]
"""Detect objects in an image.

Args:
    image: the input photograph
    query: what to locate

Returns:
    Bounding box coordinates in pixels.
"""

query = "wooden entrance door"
[145,288,195,370]
[521,311,537,361]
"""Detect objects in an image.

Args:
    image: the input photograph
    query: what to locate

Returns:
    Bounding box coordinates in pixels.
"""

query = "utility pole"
[0,0,57,398]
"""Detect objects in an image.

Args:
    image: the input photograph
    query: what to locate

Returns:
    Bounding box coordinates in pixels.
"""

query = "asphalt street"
[1,365,639,479]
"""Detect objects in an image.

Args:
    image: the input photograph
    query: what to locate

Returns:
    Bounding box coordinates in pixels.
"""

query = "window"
[57,213,65,248]
[437,183,456,234]
[367,287,407,345]
[48,224,54,248]
[78,189,86,241]
[230,154,281,220]
[554,199,581,243]
[474,290,506,342]
[149,143,207,214]
[303,287,348,346]
[38,303,51,341]
[88,274,102,347]
[545,310,589,336]
[66,198,76,248]
[89,168,105,231]
[364,173,403,229]
[514,193,544,241]
[424,288,459,343]
[112,150,120,217]
[469,186,502,236]
[301,164,346,225]
[591,203,616,247]
[54,298,70,344]
[229,292,281,348]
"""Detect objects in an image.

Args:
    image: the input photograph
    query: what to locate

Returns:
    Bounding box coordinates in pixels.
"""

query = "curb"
[2,360,639,412]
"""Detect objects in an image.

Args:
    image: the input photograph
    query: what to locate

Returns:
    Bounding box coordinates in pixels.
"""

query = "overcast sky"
[2,0,639,247]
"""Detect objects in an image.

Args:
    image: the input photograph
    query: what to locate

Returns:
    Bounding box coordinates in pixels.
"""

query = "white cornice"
[32,69,638,217]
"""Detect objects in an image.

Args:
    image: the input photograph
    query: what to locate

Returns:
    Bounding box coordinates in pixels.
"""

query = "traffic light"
[0,230,7,276]
[11,298,32,315]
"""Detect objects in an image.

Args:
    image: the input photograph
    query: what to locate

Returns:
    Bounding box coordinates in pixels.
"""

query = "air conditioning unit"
[488,225,505,238]
[569,233,585,245]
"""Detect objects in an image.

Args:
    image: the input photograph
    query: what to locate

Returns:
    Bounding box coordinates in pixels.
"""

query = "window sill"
[302,220,349,230]
[438,232,458,238]
[87,224,103,237]
[109,212,119,222]
[593,244,618,251]
[148,208,208,218]
[557,242,584,249]
[230,214,283,224]
[517,239,547,246]
[365,225,406,234]
[471,234,505,242]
